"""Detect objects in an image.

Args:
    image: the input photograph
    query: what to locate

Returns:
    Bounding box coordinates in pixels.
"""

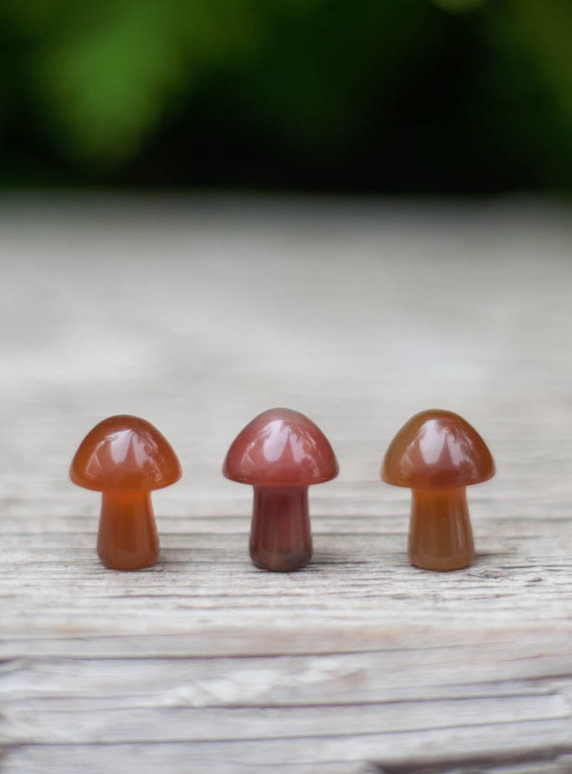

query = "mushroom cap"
[382,409,494,490]
[223,408,338,487]
[70,415,182,492]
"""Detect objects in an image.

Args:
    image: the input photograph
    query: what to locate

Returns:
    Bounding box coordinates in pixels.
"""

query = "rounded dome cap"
[70,415,182,492]
[382,409,494,490]
[223,408,338,487]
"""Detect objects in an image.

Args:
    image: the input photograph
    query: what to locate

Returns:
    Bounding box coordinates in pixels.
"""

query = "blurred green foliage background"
[1,0,572,192]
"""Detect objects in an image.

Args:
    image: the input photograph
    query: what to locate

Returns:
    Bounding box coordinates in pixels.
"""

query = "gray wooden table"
[1,195,572,773]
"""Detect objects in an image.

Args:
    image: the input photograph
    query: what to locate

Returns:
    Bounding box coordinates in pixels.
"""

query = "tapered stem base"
[98,491,159,570]
[408,487,474,571]
[250,487,312,572]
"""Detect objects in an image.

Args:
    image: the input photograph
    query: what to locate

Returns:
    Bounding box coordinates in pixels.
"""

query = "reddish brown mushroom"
[223,408,338,572]
[382,409,495,571]
[70,415,181,570]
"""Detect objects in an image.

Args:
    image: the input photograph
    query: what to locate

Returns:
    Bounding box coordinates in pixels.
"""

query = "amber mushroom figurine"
[70,415,182,570]
[382,409,495,571]
[223,408,339,572]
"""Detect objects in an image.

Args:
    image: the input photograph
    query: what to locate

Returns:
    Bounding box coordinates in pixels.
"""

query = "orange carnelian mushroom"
[223,408,338,572]
[382,409,495,571]
[70,415,181,570]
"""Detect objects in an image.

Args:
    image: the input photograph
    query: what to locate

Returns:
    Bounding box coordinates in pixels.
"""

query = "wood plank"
[1,197,572,772]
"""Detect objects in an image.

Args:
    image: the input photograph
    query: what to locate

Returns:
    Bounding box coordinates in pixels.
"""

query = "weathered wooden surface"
[1,196,572,773]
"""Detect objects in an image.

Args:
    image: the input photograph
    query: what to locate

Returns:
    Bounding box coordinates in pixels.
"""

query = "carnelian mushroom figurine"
[223,408,338,572]
[382,409,495,571]
[70,415,181,570]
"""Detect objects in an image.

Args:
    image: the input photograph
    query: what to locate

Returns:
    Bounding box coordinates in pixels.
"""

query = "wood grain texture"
[1,195,572,773]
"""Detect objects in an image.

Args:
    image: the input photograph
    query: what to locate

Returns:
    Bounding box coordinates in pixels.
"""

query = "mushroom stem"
[98,491,159,570]
[408,487,474,571]
[250,486,312,572]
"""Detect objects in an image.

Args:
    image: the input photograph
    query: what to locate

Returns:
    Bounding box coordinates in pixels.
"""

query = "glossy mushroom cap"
[70,415,182,492]
[382,409,494,490]
[223,408,338,487]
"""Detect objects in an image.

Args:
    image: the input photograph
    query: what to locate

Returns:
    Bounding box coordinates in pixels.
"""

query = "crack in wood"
[373,746,572,773]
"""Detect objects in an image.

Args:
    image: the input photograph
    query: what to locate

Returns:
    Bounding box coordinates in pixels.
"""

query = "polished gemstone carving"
[223,408,338,572]
[70,415,181,570]
[382,409,495,571]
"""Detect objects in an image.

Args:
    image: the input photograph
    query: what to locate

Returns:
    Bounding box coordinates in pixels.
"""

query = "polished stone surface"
[70,415,182,492]
[97,491,160,571]
[250,487,312,572]
[224,408,338,571]
[382,409,495,490]
[223,408,338,487]
[70,415,181,570]
[382,409,494,571]
[408,487,475,571]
